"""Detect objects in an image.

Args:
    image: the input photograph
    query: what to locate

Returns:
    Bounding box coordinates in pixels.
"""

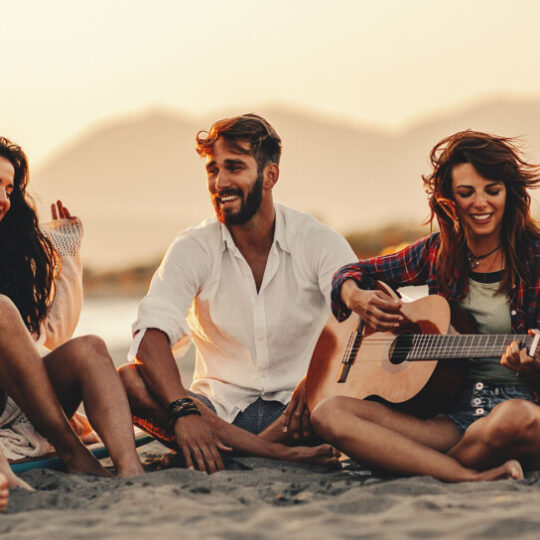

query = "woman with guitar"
[311,130,540,482]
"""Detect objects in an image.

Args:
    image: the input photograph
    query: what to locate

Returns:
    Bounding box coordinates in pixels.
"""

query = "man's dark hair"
[195,113,282,170]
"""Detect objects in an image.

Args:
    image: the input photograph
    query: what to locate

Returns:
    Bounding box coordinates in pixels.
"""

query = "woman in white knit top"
[0,137,143,511]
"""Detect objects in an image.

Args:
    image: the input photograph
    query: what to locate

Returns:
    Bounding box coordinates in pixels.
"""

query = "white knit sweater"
[0,217,83,460]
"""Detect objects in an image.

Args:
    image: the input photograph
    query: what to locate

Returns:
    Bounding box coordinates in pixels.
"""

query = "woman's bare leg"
[43,336,144,477]
[311,396,522,482]
[118,364,339,467]
[449,399,540,471]
[0,296,107,476]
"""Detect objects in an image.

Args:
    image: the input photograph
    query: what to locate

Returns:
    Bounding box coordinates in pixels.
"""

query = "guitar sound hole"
[390,333,414,365]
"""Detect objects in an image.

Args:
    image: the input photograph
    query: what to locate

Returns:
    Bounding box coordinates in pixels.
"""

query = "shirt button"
[511,310,517,316]
[475,408,485,415]
[475,382,484,391]
[472,398,482,405]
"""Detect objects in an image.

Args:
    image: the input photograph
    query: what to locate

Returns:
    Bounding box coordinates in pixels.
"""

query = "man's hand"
[282,377,311,438]
[173,414,231,474]
[341,280,402,332]
[501,329,540,380]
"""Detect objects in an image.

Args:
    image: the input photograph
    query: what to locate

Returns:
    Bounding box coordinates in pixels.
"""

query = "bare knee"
[65,335,112,369]
[311,396,351,439]
[0,295,25,331]
[117,363,157,413]
[483,399,539,448]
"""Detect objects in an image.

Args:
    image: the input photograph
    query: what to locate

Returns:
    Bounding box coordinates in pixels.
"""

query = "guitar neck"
[405,334,532,361]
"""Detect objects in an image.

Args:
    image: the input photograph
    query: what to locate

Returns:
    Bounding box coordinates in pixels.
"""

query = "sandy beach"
[2,440,540,539]
[1,338,538,538]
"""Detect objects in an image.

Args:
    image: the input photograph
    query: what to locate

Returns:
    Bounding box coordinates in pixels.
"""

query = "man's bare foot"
[280,443,341,466]
[475,459,523,482]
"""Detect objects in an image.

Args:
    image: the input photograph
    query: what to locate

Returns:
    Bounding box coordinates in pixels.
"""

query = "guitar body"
[306,283,471,419]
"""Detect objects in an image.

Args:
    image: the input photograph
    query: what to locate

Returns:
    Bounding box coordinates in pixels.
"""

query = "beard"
[213,173,264,226]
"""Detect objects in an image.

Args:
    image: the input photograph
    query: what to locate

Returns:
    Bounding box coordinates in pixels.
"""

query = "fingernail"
[283,426,288,433]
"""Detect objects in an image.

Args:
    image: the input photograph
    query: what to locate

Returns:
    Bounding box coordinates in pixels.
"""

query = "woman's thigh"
[315,396,462,452]
[449,398,540,469]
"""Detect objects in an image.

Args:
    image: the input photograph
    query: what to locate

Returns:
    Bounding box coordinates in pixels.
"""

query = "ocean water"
[75,296,196,384]
[74,296,140,351]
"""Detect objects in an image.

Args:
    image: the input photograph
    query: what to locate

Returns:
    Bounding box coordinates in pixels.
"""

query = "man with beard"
[119,114,356,473]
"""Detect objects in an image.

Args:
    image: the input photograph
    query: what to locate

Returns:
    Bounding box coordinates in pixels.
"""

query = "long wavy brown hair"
[0,137,58,335]
[423,130,540,298]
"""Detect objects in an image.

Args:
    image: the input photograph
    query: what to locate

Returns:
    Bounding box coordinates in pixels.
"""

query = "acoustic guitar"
[305,281,537,418]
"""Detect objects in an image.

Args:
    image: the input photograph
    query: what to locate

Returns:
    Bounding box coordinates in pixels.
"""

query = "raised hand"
[50,200,73,220]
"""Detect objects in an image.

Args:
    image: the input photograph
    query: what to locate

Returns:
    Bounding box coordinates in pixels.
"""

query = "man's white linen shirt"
[129,204,356,422]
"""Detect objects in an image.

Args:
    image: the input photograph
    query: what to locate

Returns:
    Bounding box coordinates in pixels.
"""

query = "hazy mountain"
[32,98,540,270]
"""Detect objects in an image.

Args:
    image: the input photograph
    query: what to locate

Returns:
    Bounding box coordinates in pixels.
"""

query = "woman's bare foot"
[0,450,34,513]
[58,446,112,477]
[279,443,341,466]
[0,473,8,512]
[475,459,523,482]
[0,449,34,493]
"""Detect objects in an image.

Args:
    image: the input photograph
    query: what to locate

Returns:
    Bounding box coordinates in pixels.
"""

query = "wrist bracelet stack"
[167,397,201,425]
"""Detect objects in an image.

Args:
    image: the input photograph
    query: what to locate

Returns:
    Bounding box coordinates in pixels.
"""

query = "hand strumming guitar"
[341,279,403,331]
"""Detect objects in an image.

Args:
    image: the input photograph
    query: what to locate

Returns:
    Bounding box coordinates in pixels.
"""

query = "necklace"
[467,244,501,268]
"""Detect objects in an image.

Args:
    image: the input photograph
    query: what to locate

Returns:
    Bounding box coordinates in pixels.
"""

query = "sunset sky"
[3,0,540,165]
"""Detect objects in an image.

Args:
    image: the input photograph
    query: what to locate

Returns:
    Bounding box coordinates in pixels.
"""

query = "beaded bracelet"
[167,397,201,425]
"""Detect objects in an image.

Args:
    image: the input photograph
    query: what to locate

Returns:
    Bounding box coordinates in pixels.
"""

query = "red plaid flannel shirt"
[332,233,540,334]
[331,232,540,399]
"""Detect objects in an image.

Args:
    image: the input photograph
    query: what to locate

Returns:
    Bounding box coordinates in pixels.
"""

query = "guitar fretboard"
[404,334,532,361]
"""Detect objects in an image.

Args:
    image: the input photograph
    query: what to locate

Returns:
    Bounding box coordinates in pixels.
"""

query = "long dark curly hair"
[423,130,540,298]
[0,137,58,335]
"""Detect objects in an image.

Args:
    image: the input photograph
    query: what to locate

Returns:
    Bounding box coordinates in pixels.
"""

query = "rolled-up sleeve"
[41,218,84,349]
[130,232,211,355]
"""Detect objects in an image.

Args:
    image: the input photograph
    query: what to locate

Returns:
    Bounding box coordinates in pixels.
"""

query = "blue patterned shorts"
[444,381,534,433]
[189,392,286,435]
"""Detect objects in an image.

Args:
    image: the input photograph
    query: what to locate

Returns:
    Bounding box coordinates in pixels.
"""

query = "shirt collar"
[219,205,290,254]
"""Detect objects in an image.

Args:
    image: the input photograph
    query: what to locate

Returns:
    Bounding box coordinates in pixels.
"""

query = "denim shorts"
[189,392,286,435]
[444,381,534,433]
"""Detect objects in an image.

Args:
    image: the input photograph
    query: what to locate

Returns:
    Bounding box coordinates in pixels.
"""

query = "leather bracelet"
[167,397,195,416]
[167,397,201,425]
